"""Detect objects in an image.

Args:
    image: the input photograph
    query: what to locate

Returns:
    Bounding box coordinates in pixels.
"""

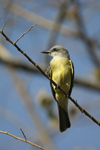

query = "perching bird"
[41,45,74,132]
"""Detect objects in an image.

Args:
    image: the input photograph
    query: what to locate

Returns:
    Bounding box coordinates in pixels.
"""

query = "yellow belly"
[50,57,71,111]
[50,57,71,91]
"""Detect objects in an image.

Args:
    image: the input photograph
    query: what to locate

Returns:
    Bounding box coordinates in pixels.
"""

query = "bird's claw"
[65,92,69,99]
[54,85,59,90]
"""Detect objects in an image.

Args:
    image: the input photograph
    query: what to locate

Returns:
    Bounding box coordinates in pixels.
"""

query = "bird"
[41,45,74,132]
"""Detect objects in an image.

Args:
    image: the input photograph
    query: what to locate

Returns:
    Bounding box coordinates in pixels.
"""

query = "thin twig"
[0,130,47,150]
[0,1,78,37]
[9,67,56,150]
[20,128,27,141]
[13,24,37,44]
[69,96,100,126]
[0,49,100,91]
[2,20,7,31]
[0,22,100,127]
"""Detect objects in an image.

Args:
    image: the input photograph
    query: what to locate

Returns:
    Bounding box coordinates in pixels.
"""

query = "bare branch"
[47,0,67,49]
[2,20,7,31]
[73,2,100,67]
[69,96,100,126]
[20,128,27,141]
[0,1,78,37]
[9,68,56,150]
[0,130,47,150]
[1,57,100,91]
[0,23,100,127]
[0,44,100,91]
[13,24,37,44]
[74,77,100,91]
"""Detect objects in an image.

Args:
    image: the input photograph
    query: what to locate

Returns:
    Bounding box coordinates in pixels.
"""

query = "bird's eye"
[53,48,57,51]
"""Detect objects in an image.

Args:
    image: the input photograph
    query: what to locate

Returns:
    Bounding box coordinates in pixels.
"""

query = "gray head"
[41,45,70,59]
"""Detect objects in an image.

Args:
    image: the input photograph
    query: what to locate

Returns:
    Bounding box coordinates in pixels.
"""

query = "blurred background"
[0,0,100,150]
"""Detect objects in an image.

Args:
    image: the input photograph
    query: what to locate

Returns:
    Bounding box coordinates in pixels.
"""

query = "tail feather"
[58,104,71,132]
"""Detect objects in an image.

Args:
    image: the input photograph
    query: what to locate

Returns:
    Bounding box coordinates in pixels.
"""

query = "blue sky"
[0,0,100,150]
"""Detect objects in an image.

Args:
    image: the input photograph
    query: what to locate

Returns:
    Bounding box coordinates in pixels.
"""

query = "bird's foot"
[54,84,59,90]
[65,92,69,99]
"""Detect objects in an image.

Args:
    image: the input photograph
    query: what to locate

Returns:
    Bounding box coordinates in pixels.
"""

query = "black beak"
[41,50,50,54]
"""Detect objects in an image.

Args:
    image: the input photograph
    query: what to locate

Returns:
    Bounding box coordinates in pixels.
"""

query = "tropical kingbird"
[41,45,74,132]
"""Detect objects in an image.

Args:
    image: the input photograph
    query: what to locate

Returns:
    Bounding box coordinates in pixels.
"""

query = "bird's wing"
[68,60,74,96]
[45,65,56,100]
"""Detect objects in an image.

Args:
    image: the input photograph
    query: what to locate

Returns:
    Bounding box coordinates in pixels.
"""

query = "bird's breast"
[50,57,71,92]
